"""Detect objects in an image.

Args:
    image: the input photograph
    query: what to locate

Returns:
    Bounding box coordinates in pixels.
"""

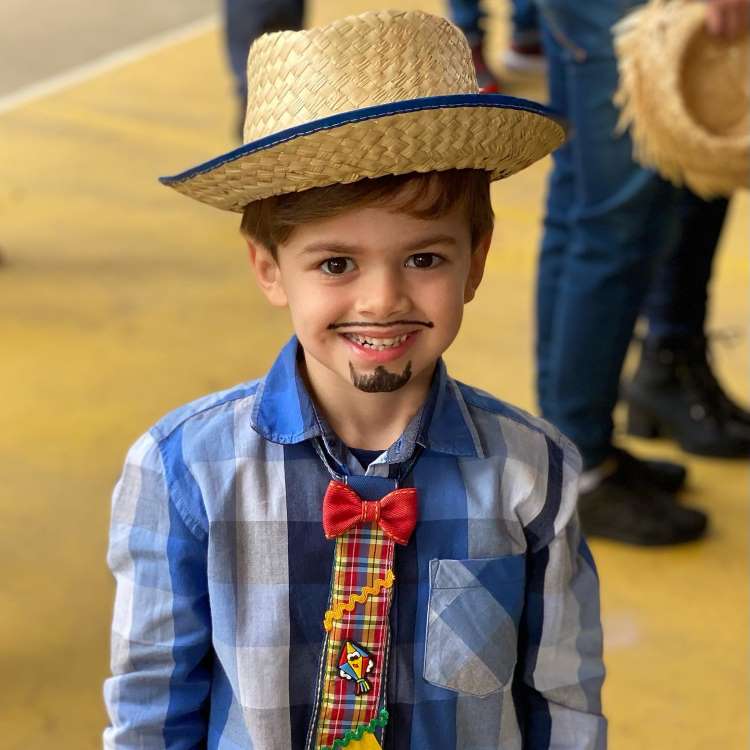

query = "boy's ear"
[246,238,288,307]
[464,232,492,303]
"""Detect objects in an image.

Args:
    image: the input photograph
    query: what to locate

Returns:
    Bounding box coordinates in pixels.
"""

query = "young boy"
[104,10,606,750]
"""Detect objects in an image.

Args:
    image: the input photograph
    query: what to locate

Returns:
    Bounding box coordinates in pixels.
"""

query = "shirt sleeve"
[516,433,607,750]
[103,430,212,749]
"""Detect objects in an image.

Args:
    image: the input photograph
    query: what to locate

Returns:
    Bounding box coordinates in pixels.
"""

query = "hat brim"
[160,94,567,212]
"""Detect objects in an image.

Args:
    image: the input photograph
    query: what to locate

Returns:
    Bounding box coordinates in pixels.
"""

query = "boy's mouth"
[330,320,433,364]
[338,329,421,364]
[342,333,409,350]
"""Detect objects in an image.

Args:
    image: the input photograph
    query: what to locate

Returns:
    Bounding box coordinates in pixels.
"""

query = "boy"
[104,10,606,750]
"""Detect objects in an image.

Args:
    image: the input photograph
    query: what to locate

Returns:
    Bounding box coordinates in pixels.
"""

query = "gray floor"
[0,0,218,95]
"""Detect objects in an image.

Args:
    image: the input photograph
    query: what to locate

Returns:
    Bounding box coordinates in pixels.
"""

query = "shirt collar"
[250,335,483,459]
[250,336,321,444]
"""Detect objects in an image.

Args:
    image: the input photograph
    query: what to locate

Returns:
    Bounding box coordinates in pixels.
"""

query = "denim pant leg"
[643,191,729,342]
[535,22,573,409]
[535,0,682,468]
[447,0,485,45]
[223,0,305,104]
[511,0,539,43]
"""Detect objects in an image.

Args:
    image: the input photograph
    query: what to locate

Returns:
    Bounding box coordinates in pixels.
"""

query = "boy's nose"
[354,268,411,320]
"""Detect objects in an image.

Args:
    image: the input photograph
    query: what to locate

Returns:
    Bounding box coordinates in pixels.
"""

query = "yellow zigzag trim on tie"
[323,570,395,632]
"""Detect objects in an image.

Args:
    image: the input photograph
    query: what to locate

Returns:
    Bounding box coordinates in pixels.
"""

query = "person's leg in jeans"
[536,1,673,465]
[643,191,727,344]
[510,0,540,45]
[447,0,484,46]
[535,22,572,406]
[534,0,707,544]
[447,0,501,91]
[223,0,305,138]
[626,192,750,456]
[505,0,545,72]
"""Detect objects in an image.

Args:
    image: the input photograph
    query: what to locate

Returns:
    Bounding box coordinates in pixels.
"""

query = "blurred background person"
[447,0,545,92]
[533,0,749,546]
[223,0,305,139]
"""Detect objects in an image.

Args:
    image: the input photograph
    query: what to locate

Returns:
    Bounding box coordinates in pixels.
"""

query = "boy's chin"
[348,361,412,393]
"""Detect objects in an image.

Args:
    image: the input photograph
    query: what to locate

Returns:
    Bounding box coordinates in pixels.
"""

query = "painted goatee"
[349,361,412,393]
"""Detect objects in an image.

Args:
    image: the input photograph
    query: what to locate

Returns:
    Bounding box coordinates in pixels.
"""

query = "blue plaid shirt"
[104,336,606,749]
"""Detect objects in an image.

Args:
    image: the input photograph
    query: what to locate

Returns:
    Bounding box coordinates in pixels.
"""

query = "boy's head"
[159,9,565,395]
[243,169,493,394]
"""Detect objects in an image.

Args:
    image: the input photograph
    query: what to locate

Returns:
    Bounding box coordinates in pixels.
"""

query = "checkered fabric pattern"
[423,557,525,698]
[314,526,394,749]
[103,336,607,749]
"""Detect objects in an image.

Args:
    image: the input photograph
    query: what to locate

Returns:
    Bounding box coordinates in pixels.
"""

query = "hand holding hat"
[614,0,749,198]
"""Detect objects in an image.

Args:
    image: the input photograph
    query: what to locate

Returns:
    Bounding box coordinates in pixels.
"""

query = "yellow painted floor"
[1,2,747,748]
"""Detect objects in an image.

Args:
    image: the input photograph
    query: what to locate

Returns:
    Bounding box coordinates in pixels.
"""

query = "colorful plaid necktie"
[309,465,419,749]
[312,523,394,749]
[306,435,422,750]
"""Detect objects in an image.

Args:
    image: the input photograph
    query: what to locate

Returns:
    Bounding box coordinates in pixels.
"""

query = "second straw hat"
[614,0,749,198]
[160,10,566,212]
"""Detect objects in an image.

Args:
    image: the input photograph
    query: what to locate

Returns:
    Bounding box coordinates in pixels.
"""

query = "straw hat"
[160,10,566,212]
[614,0,749,198]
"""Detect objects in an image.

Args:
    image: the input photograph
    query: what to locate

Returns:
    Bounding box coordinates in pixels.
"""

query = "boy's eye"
[320,257,356,275]
[406,253,443,269]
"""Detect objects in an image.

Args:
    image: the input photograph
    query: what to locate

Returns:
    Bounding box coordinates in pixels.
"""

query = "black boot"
[685,336,750,432]
[625,337,750,458]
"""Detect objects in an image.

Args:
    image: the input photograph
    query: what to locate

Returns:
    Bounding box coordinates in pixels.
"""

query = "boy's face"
[248,196,490,399]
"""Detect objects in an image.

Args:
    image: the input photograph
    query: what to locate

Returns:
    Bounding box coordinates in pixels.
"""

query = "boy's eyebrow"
[298,234,460,256]
[298,241,358,256]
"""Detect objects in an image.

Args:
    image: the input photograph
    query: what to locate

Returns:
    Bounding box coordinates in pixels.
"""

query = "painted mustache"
[328,320,434,329]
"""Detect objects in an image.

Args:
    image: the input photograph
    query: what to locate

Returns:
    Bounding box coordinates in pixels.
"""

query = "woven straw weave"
[164,10,564,212]
[243,10,478,142]
[614,0,749,198]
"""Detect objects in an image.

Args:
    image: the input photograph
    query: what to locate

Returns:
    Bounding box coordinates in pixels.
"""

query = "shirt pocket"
[423,555,526,698]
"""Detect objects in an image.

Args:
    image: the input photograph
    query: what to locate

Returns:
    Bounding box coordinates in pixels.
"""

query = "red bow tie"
[322,480,418,545]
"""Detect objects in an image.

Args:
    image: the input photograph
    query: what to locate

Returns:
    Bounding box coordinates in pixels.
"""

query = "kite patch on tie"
[338,641,375,695]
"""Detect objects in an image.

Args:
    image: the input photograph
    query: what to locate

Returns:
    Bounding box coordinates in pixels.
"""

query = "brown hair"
[240,169,493,257]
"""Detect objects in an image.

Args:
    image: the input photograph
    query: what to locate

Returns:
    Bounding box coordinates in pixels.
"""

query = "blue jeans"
[448,0,539,45]
[535,0,685,468]
[223,0,304,105]
[643,192,728,343]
